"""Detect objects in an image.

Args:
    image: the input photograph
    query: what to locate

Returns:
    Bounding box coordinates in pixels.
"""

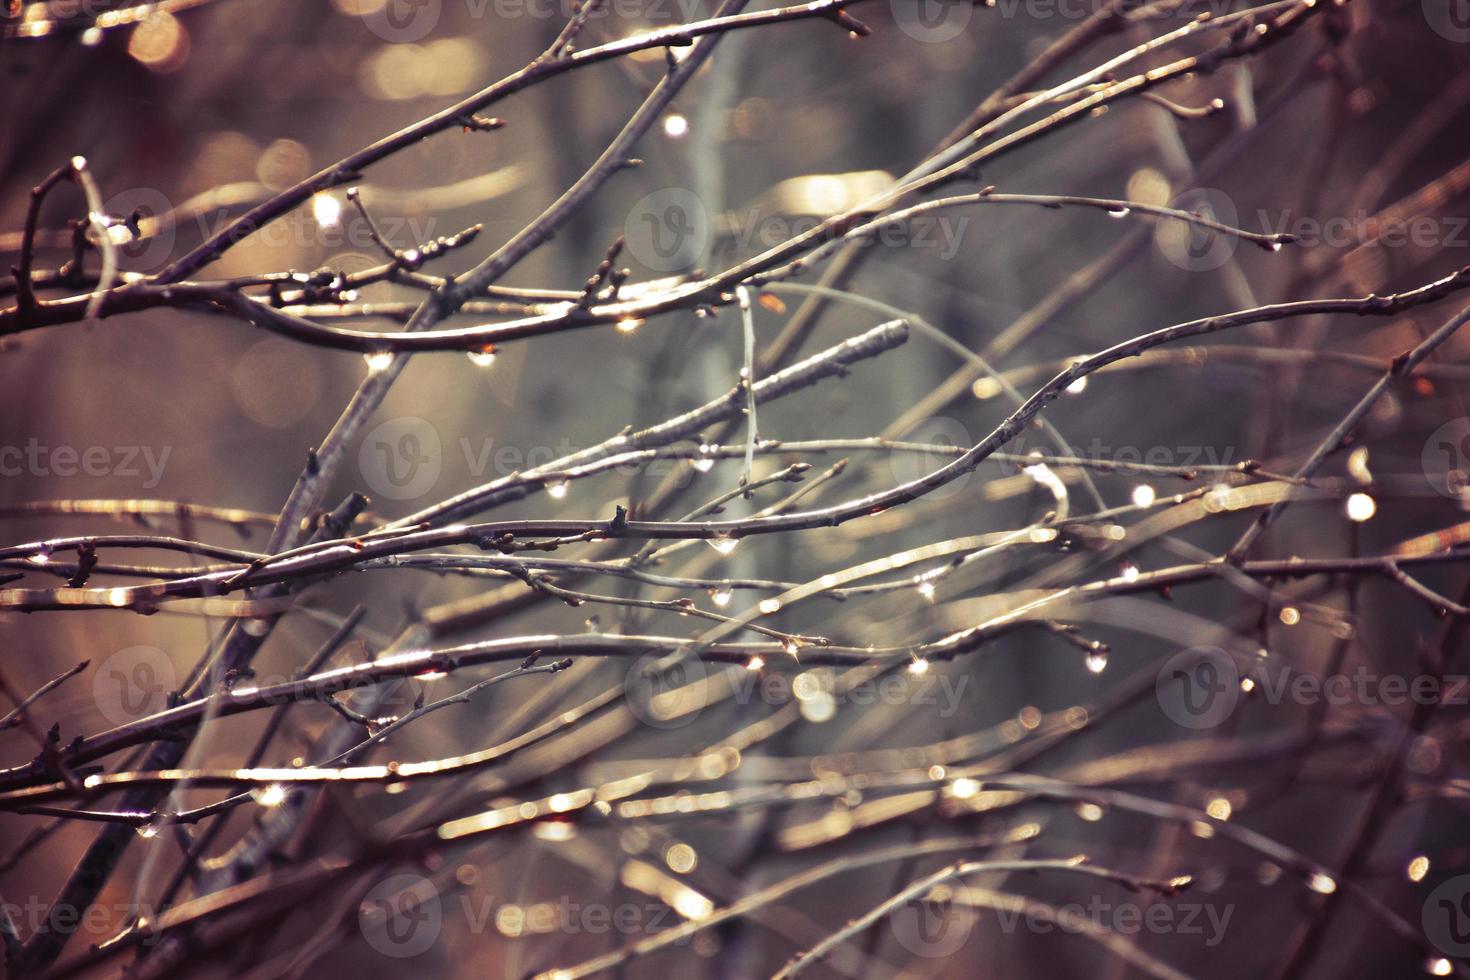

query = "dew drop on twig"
[707,535,739,555]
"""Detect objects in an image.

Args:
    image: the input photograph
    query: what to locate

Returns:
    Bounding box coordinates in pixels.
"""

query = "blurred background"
[3,0,1470,976]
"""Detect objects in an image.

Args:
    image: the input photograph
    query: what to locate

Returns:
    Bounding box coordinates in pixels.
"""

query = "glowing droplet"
[547,481,570,499]
[1408,855,1430,882]
[137,822,160,839]
[1267,240,1283,252]
[1107,206,1131,219]
[916,580,937,601]
[1066,376,1088,395]
[1121,562,1140,583]
[467,348,498,368]
[616,318,644,334]
[691,454,715,473]
[29,553,50,566]
[1240,676,1256,693]
[252,784,288,807]
[1076,802,1105,821]
[950,777,979,799]
[710,588,732,608]
[662,113,689,138]
[312,193,342,229]
[908,658,930,676]
[364,351,394,373]
[1427,956,1453,977]
[80,26,103,46]
[708,535,739,556]
[1307,872,1336,895]
[757,597,781,615]
[745,655,764,672]
[1279,606,1301,626]
[107,588,131,607]
[783,639,801,658]
[1131,484,1156,508]
[666,842,698,874]
[1345,492,1376,522]
[1206,797,1233,821]
[972,377,1002,400]
[799,691,836,723]
[1085,648,1108,674]
[1347,446,1372,483]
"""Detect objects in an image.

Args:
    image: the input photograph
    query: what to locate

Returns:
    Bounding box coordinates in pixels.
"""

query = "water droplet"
[908,658,930,675]
[1267,240,1283,252]
[467,348,497,368]
[1408,855,1430,882]
[1121,562,1140,584]
[546,481,569,499]
[1427,956,1453,977]
[662,114,689,139]
[1066,376,1088,395]
[1131,484,1156,508]
[710,588,732,608]
[1075,802,1105,821]
[757,597,781,615]
[972,377,1002,400]
[137,822,161,839]
[783,639,800,658]
[916,580,937,601]
[800,691,836,723]
[1085,648,1108,674]
[1307,872,1336,894]
[745,655,764,672]
[1345,492,1376,522]
[1279,606,1301,626]
[950,777,979,799]
[1206,797,1232,821]
[691,447,715,473]
[1107,206,1131,219]
[312,193,342,229]
[251,784,288,807]
[363,351,393,373]
[616,318,644,334]
[707,535,739,556]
